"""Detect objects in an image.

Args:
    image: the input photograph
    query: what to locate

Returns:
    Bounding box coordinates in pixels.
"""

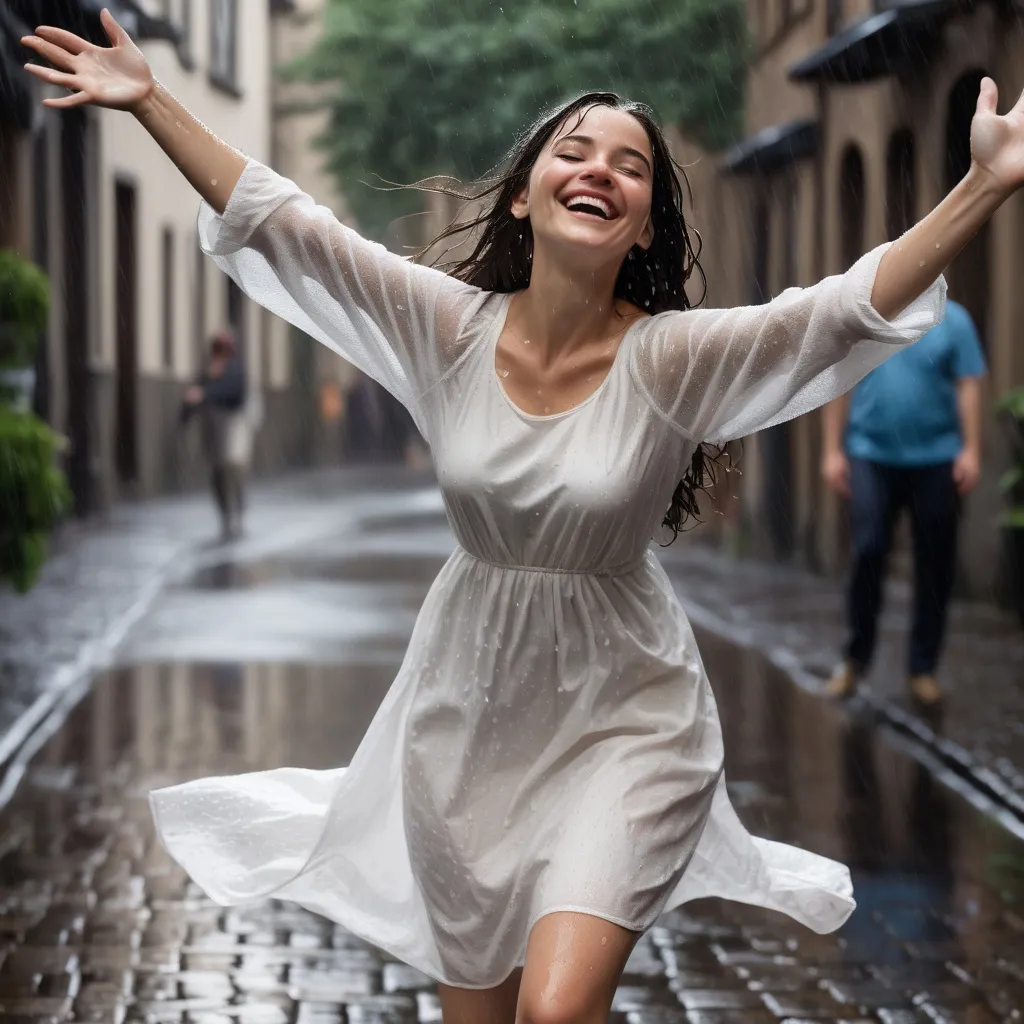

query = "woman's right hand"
[21,9,153,112]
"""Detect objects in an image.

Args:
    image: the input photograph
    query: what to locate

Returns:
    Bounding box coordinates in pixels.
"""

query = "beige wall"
[93,0,273,386]
[673,0,1024,597]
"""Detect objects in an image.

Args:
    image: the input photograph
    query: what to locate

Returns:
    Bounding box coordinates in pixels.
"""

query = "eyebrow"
[556,133,652,174]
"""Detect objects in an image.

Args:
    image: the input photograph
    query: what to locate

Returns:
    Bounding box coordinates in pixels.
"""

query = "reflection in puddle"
[9,568,1024,1000]
[187,552,447,591]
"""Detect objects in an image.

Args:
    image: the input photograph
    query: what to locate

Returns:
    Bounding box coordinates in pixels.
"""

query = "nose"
[579,161,613,186]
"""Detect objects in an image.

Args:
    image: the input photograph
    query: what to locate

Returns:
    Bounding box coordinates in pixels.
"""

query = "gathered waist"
[455,545,649,579]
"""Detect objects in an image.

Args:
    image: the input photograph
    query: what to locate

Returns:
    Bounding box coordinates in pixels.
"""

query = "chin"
[538,223,630,262]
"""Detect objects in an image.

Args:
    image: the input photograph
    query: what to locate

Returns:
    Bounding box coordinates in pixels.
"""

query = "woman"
[22,11,1022,1023]
[181,329,252,540]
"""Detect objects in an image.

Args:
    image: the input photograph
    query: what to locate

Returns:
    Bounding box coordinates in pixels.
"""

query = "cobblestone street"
[1,471,1024,1022]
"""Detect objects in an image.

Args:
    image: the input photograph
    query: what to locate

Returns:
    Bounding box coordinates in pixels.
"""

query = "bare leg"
[439,969,521,1024]
[516,911,639,1023]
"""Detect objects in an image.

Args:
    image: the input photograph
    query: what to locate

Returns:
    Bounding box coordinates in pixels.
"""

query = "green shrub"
[0,249,49,372]
[996,387,1024,528]
[0,406,72,593]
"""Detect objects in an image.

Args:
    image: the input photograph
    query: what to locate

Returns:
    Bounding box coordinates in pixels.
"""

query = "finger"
[20,35,78,72]
[100,8,127,48]
[32,25,92,55]
[22,63,79,89]
[42,91,92,109]
[976,76,998,117]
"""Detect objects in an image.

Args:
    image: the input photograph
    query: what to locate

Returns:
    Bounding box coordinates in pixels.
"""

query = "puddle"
[3,540,1024,1015]
[15,623,1024,946]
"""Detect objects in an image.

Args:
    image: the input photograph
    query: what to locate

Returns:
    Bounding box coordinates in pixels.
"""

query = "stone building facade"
[677,0,1024,601]
[0,0,321,515]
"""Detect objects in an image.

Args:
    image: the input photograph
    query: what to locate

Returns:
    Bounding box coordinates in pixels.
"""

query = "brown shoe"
[908,674,943,706]
[825,661,861,699]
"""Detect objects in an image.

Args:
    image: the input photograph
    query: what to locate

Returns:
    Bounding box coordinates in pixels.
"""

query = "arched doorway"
[752,186,794,560]
[839,144,866,271]
[946,70,990,350]
[831,145,867,564]
[885,129,915,242]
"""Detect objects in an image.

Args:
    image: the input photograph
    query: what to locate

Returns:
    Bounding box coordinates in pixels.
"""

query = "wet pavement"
[0,470,1023,1021]
[0,469,436,772]
[658,545,1024,818]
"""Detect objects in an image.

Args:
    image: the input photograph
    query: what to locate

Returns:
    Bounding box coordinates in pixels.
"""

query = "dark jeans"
[845,459,958,676]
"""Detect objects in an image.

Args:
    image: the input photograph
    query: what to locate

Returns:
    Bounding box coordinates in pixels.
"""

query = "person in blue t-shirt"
[821,300,987,705]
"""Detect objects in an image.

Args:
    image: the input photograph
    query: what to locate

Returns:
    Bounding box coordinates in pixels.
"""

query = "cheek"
[626,183,653,225]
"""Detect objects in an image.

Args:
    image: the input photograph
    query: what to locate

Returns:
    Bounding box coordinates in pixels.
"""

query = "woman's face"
[512,105,655,267]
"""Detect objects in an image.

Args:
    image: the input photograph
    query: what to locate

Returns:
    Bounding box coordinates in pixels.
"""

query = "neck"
[513,244,624,366]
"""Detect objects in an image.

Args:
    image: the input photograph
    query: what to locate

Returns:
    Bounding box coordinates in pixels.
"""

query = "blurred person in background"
[25,11,1024,1022]
[822,300,987,705]
[182,329,258,541]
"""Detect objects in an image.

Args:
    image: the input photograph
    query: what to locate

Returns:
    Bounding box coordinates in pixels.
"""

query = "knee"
[518,989,598,1024]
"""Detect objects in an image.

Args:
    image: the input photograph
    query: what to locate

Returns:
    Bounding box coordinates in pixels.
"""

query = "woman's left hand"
[971,77,1024,198]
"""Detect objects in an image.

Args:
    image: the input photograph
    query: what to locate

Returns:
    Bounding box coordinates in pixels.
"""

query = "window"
[210,0,238,90]
[162,227,175,368]
[160,0,193,68]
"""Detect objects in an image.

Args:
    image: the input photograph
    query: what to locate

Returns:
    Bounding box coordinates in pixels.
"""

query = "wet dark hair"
[418,91,730,540]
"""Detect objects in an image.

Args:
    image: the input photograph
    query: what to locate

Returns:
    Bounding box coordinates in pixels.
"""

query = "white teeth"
[565,195,614,219]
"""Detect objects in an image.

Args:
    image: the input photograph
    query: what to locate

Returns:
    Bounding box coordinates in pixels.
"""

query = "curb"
[679,596,1024,829]
[859,690,1024,821]
[0,545,196,807]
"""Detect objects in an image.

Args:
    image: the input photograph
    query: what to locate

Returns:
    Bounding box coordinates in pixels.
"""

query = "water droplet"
[211,178,218,186]
[919,260,926,267]
[586,376,593,383]
[543,406,551,413]
[601,936,608,945]
[523,337,531,344]
[500,368,510,378]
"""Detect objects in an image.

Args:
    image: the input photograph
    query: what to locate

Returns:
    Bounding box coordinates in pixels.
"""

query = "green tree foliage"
[0,250,49,371]
[0,250,70,593]
[0,406,71,593]
[287,0,748,236]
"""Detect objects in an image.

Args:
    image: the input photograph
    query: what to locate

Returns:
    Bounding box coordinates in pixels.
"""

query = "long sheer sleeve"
[197,159,485,413]
[630,244,947,444]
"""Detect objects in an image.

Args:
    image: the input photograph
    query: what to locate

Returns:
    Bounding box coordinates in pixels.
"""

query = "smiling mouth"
[562,196,618,221]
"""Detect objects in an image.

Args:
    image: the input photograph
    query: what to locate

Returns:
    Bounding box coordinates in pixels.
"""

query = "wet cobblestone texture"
[661,543,1024,814]
[3,469,1024,1021]
[1,737,1024,1024]
[0,468,428,763]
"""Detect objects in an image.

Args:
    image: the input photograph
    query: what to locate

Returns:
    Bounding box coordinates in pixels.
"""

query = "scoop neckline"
[490,292,648,423]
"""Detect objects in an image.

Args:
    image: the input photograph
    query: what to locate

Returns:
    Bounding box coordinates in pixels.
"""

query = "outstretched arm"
[22,9,244,213]
[22,9,483,421]
[632,77,1024,445]
[871,77,1021,320]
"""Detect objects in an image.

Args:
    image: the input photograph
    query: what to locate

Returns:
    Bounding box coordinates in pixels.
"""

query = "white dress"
[150,160,945,989]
